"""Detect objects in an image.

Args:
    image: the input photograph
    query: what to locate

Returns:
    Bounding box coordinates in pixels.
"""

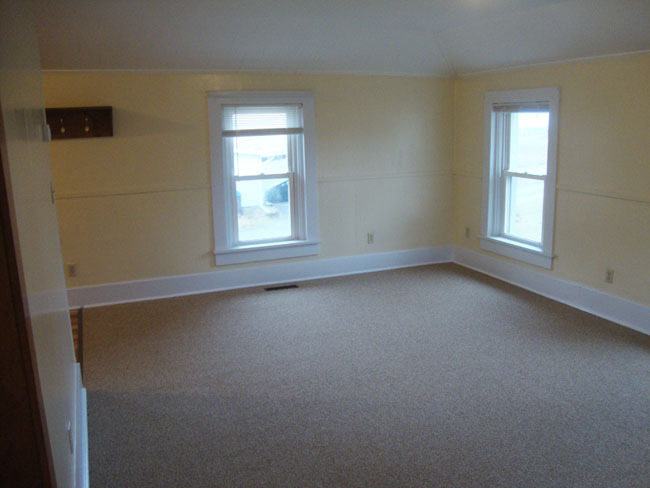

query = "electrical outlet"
[605,268,614,284]
[465,227,470,239]
[367,232,374,244]
[67,263,77,277]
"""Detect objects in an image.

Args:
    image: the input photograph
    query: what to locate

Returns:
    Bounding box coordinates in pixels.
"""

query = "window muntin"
[481,88,559,269]
[209,92,319,265]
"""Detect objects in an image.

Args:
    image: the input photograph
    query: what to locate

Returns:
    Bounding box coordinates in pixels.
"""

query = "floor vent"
[264,284,299,291]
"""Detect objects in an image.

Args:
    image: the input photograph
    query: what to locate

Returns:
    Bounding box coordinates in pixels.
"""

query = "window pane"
[230,135,289,176]
[236,178,291,242]
[508,112,549,175]
[505,176,544,243]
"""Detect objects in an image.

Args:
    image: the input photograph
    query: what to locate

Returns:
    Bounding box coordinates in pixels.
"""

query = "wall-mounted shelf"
[45,106,113,140]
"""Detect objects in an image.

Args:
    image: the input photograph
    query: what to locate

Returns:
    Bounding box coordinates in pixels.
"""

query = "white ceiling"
[34,0,650,76]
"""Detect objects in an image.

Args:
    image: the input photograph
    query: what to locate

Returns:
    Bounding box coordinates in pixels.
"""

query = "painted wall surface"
[43,73,454,286]
[0,0,77,485]
[43,55,649,308]
[453,54,650,305]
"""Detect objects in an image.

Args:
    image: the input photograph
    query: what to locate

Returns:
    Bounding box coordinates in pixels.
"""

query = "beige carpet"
[83,263,650,487]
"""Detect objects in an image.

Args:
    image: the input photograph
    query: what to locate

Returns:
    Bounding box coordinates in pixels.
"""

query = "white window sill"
[479,235,553,269]
[214,240,320,265]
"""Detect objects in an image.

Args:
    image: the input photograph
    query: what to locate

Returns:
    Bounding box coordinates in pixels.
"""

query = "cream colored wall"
[453,54,650,305]
[1,0,77,486]
[44,55,650,307]
[43,73,453,286]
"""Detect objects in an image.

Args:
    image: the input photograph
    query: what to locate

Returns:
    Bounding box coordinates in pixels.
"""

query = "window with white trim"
[209,92,319,265]
[480,87,559,269]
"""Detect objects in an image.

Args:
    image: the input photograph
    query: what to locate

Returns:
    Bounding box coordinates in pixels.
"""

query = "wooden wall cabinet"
[46,106,113,139]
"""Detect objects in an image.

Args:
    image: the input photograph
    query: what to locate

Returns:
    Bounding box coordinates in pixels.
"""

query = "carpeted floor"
[83,263,650,487]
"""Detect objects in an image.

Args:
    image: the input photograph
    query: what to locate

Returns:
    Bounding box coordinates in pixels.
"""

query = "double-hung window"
[209,92,319,265]
[480,87,559,269]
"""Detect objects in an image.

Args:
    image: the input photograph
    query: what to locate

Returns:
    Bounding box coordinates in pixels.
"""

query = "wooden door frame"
[0,101,55,485]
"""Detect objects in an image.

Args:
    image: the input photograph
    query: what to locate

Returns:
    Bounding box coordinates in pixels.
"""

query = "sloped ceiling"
[34,0,650,76]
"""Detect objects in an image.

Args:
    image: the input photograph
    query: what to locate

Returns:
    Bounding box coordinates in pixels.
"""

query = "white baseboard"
[453,247,650,336]
[66,244,648,337]
[68,246,453,308]
[74,363,89,488]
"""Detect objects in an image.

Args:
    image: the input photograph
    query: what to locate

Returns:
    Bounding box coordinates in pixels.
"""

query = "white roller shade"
[492,102,549,113]
[222,105,303,136]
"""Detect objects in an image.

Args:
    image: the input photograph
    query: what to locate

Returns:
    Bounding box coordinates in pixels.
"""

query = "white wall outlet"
[367,232,374,244]
[605,268,614,284]
[67,263,77,277]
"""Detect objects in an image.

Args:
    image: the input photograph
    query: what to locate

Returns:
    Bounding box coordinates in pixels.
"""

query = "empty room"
[1,1,649,487]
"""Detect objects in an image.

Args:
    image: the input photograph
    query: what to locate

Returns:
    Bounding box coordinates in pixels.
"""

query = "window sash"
[231,173,296,245]
[223,129,303,247]
[502,174,545,246]
[492,111,548,246]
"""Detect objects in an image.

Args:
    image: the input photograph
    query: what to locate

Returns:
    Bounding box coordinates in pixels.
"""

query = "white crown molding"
[41,49,649,80]
[40,68,448,79]
[458,49,650,78]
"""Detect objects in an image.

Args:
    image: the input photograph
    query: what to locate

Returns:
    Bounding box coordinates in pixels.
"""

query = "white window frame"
[208,91,320,265]
[480,87,559,269]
